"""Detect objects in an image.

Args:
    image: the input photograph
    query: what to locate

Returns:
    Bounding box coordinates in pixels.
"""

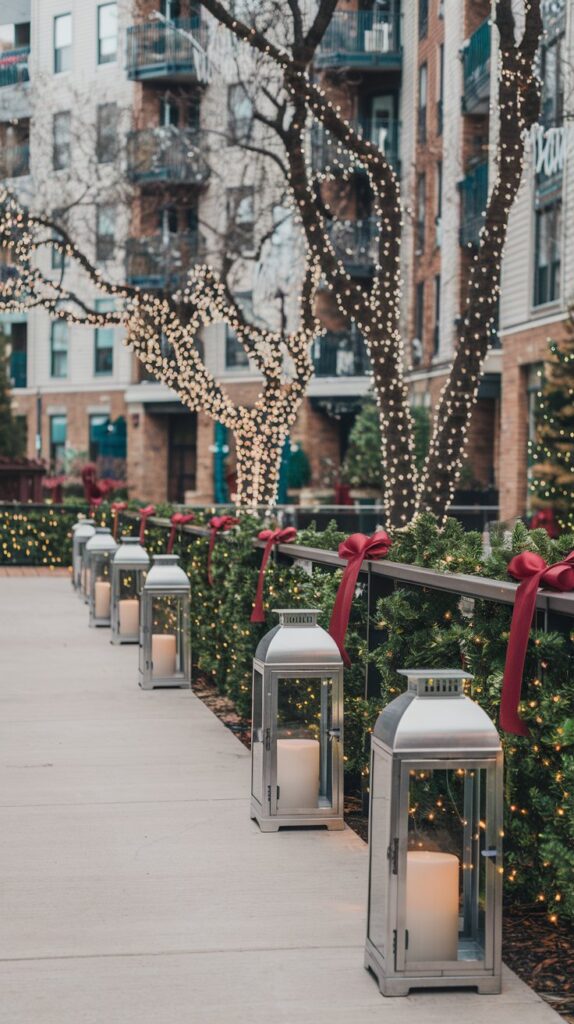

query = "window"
[89,414,109,461]
[94,299,115,375]
[54,14,72,74]
[227,187,255,254]
[416,174,426,252]
[96,103,118,163]
[415,280,425,346]
[50,321,68,378]
[228,83,253,143]
[437,44,444,134]
[225,292,251,369]
[418,63,427,143]
[96,205,116,261]
[540,33,563,127]
[7,321,27,388]
[533,199,562,306]
[436,161,443,219]
[434,274,441,354]
[52,209,66,271]
[97,3,117,64]
[52,111,71,170]
[418,0,428,38]
[50,415,67,470]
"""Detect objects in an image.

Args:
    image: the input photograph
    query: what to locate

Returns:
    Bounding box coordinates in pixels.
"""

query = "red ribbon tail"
[112,513,118,541]
[500,572,543,736]
[328,555,363,666]
[139,518,146,544]
[207,529,217,586]
[167,526,176,554]
[250,539,275,624]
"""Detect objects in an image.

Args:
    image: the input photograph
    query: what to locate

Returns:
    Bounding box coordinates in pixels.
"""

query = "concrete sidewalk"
[0,577,562,1024]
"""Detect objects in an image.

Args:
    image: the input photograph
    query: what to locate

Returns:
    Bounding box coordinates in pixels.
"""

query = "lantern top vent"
[374,667,500,754]
[255,608,342,667]
[143,554,190,593]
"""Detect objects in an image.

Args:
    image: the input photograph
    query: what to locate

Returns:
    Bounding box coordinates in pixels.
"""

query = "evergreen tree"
[529,314,574,531]
[0,328,25,458]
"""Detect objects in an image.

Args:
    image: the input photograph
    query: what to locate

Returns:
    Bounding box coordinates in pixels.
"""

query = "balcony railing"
[0,143,30,179]
[126,231,201,289]
[127,127,209,186]
[126,19,209,82]
[312,328,370,377]
[459,160,488,247]
[462,20,491,114]
[326,217,379,276]
[10,349,27,388]
[0,47,30,88]
[311,118,399,175]
[315,8,401,70]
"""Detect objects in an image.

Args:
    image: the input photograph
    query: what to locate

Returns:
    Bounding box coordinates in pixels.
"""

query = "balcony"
[0,47,30,88]
[311,118,399,175]
[127,127,209,186]
[126,231,200,289]
[459,161,488,247]
[126,19,209,83]
[315,8,401,72]
[0,142,29,179]
[326,217,379,277]
[462,20,491,114]
[312,328,370,377]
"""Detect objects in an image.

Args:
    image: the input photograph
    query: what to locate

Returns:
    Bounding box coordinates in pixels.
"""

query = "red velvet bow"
[328,531,392,667]
[138,505,156,544]
[250,528,297,624]
[111,501,127,541]
[207,515,239,585]
[167,512,195,554]
[501,550,574,736]
[89,496,103,517]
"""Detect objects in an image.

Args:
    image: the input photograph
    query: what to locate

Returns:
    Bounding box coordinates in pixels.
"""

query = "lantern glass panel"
[119,568,140,600]
[367,752,392,954]
[276,676,334,812]
[252,669,264,806]
[151,594,184,679]
[402,764,490,967]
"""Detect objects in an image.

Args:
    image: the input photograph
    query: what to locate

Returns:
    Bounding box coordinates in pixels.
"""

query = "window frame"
[96,102,118,163]
[94,299,115,376]
[533,197,562,308]
[416,173,426,252]
[49,414,67,469]
[52,110,71,170]
[54,13,72,74]
[418,63,427,144]
[96,204,116,262]
[226,186,255,256]
[50,320,69,379]
[97,2,118,65]
[433,273,441,354]
[415,280,425,347]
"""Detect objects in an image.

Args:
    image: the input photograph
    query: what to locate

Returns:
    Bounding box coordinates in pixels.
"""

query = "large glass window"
[51,209,66,271]
[418,0,428,38]
[50,414,67,469]
[53,111,71,170]
[225,291,251,369]
[418,63,427,144]
[96,103,118,163]
[416,174,426,252]
[97,3,117,64]
[540,33,564,127]
[434,274,441,354]
[89,413,109,460]
[437,43,444,134]
[533,199,561,307]
[228,83,253,143]
[94,299,114,375]
[54,14,72,74]
[96,205,116,261]
[227,187,255,255]
[50,321,68,378]
[415,280,425,347]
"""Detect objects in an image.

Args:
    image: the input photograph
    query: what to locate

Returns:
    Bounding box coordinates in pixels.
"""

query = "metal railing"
[462,19,491,113]
[326,217,379,276]
[126,18,209,81]
[0,47,30,88]
[127,127,210,186]
[459,160,488,247]
[311,118,399,175]
[9,349,27,388]
[0,143,30,179]
[312,329,370,378]
[126,231,201,289]
[315,7,401,68]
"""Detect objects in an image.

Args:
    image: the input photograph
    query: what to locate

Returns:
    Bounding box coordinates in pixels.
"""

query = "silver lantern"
[85,528,118,628]
[139,554,191,689]
[250,609,344,833]
[110,536,150,645]
[73,518,95,594]
[365,669,503,997]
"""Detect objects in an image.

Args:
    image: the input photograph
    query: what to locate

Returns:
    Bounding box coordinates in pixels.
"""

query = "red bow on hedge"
[111,501,127,541]
[167,512,195,554]
[250,528,297,623]
[329,531,392,667]
[207,515,238,585]
[138,505,156,544]
[501,550,574,736]
[89,496,103,517]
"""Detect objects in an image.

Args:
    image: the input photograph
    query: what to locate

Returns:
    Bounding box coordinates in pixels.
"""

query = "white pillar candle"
[152,633,177,677]
[277,738,320,811]
[406,851,459,962]
[94,580,111,619]
[119,598,139,635]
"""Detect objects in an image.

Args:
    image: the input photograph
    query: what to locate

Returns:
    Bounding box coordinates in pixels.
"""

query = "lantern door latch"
[388,837,399,874]
[481,848,498,858]
[265,728,271,751]
[328,727,341,740]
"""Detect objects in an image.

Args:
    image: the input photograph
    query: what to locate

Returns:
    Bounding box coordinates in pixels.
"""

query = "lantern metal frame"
[364,669,503,997]
[250,609,344,833]
[110,536,150,645]
[86,528,118,628]
[72,519,95,595]
[139,554,191,690]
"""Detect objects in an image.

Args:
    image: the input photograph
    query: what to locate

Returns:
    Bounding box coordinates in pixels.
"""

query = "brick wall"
[11,389,127,465]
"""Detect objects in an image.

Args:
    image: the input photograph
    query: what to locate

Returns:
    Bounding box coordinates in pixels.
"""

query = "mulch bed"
[193,675,574,1019]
